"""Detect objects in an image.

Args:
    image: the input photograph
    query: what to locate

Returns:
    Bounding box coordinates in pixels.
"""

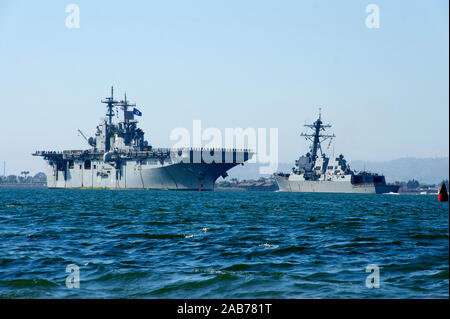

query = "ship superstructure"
[33,88,253,190]
[274,111,400,193]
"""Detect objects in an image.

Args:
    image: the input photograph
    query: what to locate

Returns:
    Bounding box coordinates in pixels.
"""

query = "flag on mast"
[133,108,142,116]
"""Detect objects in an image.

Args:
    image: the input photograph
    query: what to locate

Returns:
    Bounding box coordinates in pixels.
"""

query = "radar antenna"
[300,109,335,164]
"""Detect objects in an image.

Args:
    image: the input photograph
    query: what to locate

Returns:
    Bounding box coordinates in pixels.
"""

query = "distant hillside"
[226,157,449,184]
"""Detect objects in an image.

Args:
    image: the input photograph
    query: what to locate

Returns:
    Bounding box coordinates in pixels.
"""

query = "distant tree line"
[0,172,46,184]
[216,176,277,187]
[221,177,449,190]
[394,179,449,189]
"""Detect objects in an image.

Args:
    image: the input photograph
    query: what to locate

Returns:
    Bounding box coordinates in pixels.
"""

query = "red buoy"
[199,183,204,191]
[438,183,448,202]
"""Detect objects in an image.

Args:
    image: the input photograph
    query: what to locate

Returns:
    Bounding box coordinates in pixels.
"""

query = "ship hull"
[274,175,400,194]
[45,160,242,191]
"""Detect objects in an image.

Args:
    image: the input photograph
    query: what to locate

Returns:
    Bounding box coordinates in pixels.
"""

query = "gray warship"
[274,111,400,194]
[33,88,253,190]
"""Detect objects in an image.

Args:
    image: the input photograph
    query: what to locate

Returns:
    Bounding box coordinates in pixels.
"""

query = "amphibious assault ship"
[274,111,400,194]
[33,88,253,190]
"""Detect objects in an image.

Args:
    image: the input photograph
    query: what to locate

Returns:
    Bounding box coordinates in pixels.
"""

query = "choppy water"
[0,188,448,298]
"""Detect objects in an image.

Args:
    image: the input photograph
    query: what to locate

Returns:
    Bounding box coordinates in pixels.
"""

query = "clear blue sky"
[0,0,448,175]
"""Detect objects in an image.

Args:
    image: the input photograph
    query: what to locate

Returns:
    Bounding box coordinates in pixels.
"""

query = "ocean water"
[0,188,448,299]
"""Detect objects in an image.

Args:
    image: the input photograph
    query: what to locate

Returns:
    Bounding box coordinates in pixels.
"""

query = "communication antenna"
[332,138,335,159]
[117,92,137,122]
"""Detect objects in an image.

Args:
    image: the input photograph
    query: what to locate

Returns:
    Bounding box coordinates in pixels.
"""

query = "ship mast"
[301,109,335,164]
[101,86,118,125]
[116,92,137,123]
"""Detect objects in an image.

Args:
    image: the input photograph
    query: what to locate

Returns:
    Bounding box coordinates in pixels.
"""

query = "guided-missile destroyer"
[274,111,400,194]
[33,88,253,190]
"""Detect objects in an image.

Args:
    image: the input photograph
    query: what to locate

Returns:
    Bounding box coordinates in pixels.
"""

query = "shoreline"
[0,184,46,188]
